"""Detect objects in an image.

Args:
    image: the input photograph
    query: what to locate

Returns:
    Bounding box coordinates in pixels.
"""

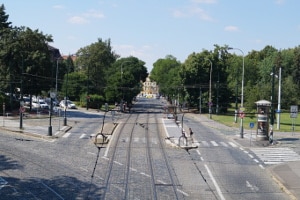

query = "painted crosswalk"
[197,141,239,148]
[251,147,300,165]
[62,133,240,149]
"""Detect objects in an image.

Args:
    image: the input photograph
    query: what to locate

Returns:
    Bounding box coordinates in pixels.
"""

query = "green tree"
[151,55,181,102]
[76,38,119,97]
[105,56,148,103]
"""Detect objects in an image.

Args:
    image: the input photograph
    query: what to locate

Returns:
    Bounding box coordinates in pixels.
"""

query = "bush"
[80,94,104,109]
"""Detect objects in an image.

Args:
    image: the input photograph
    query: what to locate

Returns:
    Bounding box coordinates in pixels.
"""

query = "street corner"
[268,161,300,200]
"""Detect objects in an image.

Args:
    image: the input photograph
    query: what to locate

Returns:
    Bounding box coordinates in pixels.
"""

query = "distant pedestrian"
[189,127,194,143]
[269,128,273,144]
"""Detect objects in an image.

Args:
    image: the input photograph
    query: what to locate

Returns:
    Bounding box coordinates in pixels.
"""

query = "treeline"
[0,4,148,111]
[150,44,300,114]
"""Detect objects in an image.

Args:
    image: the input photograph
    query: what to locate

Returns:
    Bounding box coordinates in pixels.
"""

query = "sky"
[2,0,300,72]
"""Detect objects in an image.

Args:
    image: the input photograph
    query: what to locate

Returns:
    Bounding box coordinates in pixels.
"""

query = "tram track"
[101,100,184,199]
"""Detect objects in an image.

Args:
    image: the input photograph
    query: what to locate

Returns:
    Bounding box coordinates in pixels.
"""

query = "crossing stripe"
[228,142,238,148]
[219,142,229,147]
[210,141,219,146]
[251,147,300,165]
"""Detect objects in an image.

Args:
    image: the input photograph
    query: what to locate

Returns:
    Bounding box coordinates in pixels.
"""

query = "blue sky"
[2,0,300,71]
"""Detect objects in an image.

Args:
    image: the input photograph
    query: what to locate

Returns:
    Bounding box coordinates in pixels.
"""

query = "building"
[140,76,159,98]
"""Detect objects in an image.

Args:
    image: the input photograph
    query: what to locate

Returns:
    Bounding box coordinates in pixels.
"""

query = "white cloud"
[83,9,105,19]
[67,9,104,25]
[190,7,213,21]
[53,5,64,10]
[224,26,239,32]
[114,44,155,70]
[68,16,89,24]
[172,6,214,21]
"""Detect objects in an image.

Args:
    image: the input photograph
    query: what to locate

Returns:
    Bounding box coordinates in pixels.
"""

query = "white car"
[39,100,49,109]
[60,100,76,109]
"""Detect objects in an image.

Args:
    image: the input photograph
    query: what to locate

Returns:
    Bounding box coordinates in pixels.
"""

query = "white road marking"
[79,134,87,139]
[246,180,259,191]
[62,132,72,138]
[228,142,238,148]
[176,189,189,196]
[220,142,229,147]
[210,141,219,146]
[205,164,226,200]
[41,182,64,200]
[251,147,300,165]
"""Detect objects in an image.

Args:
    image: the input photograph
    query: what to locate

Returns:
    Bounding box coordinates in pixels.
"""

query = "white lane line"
[114,161,123,166]
[176,189,189,196]
[41,182,64,200]
[157,180,167,184]
[140,172,151,178]
[196,149,204,161]
[80,167,88,172]
[62,132,72,138]
[130,168,137,172]
[246,180,259,191]
[205,164,226,200]
[259,164,265,169]
[79,134,87,139]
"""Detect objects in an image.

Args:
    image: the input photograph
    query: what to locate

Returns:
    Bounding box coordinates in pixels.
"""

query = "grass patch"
[207,112,300,132]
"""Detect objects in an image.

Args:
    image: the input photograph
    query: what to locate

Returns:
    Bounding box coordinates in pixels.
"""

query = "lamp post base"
[48,126,52,136]
[64,118,67,126]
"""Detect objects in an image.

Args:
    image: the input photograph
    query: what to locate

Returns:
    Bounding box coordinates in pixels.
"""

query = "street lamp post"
[49,92,56,136]
[228,47,245,138]
[205,58,213,119]
[20,55,24,129]
[63,59,70,126]
[277,66,282,130]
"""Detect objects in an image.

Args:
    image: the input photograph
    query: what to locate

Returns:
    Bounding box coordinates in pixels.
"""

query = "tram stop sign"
[249,122,255,129]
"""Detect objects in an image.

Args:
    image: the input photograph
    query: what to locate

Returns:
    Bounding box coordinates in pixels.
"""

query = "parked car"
[32,101,40,109]
[60,100,76,109]
[39,100,49,109]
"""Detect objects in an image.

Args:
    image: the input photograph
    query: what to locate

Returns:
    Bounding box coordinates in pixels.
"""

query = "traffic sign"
[249,122,255,129]
[290,105,298,118]
[19,107,25,113]
[239,112,245,118]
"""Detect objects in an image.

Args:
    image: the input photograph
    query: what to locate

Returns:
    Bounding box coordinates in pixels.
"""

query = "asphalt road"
[0,98,292,199]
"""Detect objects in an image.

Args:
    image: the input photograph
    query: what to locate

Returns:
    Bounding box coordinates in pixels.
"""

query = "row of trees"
[151,44,300,114]
[2,2,300,114]
[0,5,148,111]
